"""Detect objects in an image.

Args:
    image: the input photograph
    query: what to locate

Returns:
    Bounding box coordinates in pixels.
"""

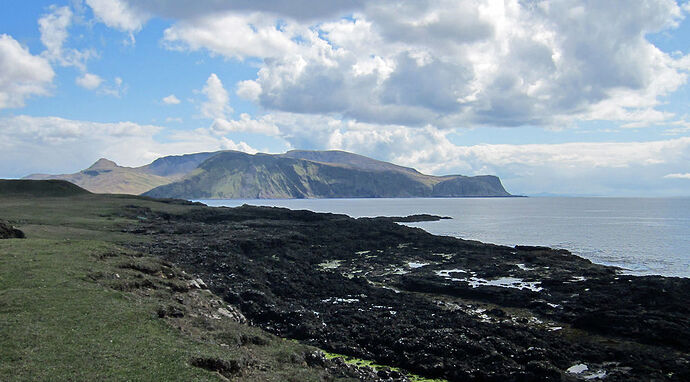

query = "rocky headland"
[120,203,689,381]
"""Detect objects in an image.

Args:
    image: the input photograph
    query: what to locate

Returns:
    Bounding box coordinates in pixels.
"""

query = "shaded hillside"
[24,152,219,195]
[140,152,219,177]
[283,150,506,194]
[282,150,421,176]
[144,151,510,199]
[0,179,90,197]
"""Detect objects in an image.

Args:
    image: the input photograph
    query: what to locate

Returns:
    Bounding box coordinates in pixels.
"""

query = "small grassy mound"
[0,179,90,197]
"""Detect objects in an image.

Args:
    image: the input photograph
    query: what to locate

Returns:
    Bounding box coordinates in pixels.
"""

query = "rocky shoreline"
[123,204,689,381]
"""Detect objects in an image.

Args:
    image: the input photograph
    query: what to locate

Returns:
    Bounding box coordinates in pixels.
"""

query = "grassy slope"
[0,239,214,381]
[144,151,511,199]
[25,152,220,195]
[26,168,177,195]
[0,179,90,197]
[145,153,445,199]
[0,193,332,382]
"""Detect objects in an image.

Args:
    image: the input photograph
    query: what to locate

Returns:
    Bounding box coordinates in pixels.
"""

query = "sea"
[199,197,690,278]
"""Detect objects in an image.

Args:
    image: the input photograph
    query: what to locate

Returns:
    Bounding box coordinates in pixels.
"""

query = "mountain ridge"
[282,150,422,176]
[24,152,218,194]
[143,150,511,199]
[25,149,511,198]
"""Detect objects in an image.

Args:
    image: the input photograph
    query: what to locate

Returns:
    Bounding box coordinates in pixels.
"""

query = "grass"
[0,193,335,381]
[0,239,221,381]
[0,179,89,197]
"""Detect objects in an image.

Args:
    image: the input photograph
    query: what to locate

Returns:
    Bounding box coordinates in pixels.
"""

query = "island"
[26,150,512,199]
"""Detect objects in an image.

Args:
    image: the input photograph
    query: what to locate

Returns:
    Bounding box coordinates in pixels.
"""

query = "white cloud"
[38,5,94,71]
[169,128,259,155]
[198,75,281,135]
[664,173,690,179]
[383,135,690,196]
[163,13,302,60]
[236,80,262,101]
[200,73,232,120]
[75,72,103,90]
[38,6,71,61]
[100,76,126,97]
[85,0,148,32]
[162,94,181,105]
[155,0,690,130]
[98,1,363,22]
[0,115,257,178]
[210,113,280,136]
[74,73,124,96]
[662,118,690,135]
[0,34,55,109]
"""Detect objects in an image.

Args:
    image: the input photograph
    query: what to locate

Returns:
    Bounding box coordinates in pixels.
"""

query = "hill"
[140,152,219,177]
[0,179,90,197]
[24,152,218,194]
[282,150,422,176]
[23,149,511,198]
[143,151,510,199]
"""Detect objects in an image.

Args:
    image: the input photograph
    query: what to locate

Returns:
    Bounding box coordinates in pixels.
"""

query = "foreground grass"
[0,194,331,381]
[0,239,223,381]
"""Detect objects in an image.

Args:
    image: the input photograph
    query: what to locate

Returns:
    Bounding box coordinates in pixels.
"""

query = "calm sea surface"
[199,197,690,278]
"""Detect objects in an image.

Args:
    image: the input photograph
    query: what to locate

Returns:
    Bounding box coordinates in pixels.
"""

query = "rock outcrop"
[123,204,689,382]
[0,221,24,239]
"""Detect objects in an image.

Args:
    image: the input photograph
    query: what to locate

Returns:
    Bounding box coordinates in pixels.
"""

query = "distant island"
[26,150,511,199]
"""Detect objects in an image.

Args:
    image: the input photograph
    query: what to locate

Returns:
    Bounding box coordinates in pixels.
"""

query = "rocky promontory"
[123,204,689,381]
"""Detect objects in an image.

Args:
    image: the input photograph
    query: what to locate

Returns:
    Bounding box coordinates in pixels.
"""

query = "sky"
[1,0,690,196]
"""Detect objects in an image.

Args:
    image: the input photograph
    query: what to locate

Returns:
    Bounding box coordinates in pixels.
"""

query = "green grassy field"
[0,191,333,381]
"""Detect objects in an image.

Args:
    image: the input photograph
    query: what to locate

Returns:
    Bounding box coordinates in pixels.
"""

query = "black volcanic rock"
[371,214,452,222]
[124,204,690,382]
[0,221,24,239]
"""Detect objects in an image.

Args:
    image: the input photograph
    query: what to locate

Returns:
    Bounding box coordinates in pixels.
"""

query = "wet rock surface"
[125,204,690,381]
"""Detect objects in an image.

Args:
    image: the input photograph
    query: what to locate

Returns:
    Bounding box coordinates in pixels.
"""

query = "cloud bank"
[146,0,690,130]
[0,115,256,178]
